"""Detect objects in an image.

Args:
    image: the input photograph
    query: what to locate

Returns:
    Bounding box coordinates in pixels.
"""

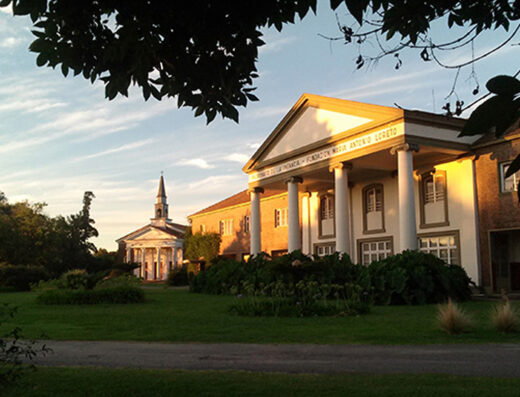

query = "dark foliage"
[36,286,145,305]
[369,250,472,305]
[0,264,50,291]
[184,227,221,262]
[191,250,472,306]
[0,303,50,388]
[167,267,189,286]
[2,0,517,123]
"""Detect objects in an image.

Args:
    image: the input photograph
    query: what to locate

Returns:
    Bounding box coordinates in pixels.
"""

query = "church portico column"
[249,187,264,256]
[286,176,303,252]
[391,143,419,251]
[126,248,131,263]
[331,163,351,255]
[156,247,161,280]
[141,248,145,279]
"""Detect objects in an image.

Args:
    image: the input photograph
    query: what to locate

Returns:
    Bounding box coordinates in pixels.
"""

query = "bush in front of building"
[34,273,143,304]
[0,263,50,291]
[167,267,189,286]
[368,250,472,305]
[190,250,472,306]
[36,285,145,305]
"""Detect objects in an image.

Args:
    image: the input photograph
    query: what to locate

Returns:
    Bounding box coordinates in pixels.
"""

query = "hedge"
[36,286,145,305]
[0,264,50,291]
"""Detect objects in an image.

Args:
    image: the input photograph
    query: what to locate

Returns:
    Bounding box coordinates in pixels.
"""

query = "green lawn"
[0,288,519,344]
[5,367,520,397]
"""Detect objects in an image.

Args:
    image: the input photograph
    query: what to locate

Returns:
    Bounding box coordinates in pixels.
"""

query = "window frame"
[417,230,461,266]
[357,236,394,266]
[243,215,250,234]
[219,219,233,236]
[362,183,385,234]
[499,161,520,193]
[274,208,288,228]
[318,193,335,239]
[314,242,336,257]
[419,170,449,229]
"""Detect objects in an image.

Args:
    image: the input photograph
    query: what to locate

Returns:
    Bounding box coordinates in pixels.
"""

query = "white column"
[391,143,419,251]
[141,248,145,279]
[172,247,178,269]
[286,176,303,252]
[302,193,311,255]
[125,247,131,263]
[156,247,161,280]
[332,163,351,255]
[249,187,264,256]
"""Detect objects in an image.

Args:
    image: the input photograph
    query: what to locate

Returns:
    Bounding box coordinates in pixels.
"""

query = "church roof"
[116,221,187,242]
[189,188,284,217]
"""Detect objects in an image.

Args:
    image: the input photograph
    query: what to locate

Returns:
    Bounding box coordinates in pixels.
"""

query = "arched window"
[156,208,162,218]
[362,184,385,234]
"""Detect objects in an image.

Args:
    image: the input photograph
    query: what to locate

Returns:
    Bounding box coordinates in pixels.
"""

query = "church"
[117,175,187,281]
[189,93,520,293]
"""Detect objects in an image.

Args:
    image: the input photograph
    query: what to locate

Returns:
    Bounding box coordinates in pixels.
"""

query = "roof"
[189,188,285,217]
[116,220,187,242]
[157,175,166,198]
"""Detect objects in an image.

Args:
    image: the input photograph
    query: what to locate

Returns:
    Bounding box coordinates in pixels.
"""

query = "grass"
[5,367,520,397]
[0,288,519,344]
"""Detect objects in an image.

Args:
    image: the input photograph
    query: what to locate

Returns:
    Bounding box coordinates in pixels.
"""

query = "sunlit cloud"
[259,36,297,54]
[0,36,21,48]
[176,158,215,169]
[223,153,250,163]
[73,138,157,163]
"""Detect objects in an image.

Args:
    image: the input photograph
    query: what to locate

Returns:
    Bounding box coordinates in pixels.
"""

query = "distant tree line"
[0,191,119,277]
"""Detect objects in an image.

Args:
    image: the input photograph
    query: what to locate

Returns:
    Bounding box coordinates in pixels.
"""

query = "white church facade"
[117,175,186,281]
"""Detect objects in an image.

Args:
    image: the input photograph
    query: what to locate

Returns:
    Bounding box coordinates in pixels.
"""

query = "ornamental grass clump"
[492,299,519,333]
[437,298,473,334]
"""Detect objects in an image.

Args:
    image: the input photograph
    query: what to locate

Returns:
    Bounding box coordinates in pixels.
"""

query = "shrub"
[0,264,50,291]
[437,298,473,334]
[492,300,519,333]
[167,267,189,286]
[369,250,472,305]
[36,286,145,305]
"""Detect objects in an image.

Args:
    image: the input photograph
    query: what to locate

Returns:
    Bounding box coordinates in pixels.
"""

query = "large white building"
[191,94,486,285]
[117,175,186,281]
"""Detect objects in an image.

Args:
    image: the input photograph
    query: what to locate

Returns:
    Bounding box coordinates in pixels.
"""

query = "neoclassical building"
[117,175,186,280]
[189,93,520,292]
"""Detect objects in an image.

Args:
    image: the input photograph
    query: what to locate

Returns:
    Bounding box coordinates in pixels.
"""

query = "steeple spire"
[154,173,169,220]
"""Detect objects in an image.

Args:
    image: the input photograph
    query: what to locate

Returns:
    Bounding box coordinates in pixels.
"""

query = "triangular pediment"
[120,226,177,242]
[244,94,403,172]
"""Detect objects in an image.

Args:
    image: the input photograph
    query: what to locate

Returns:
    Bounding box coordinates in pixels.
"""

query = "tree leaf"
[505,154,520,178]
[459,95,519,136]
[486,75,520,96]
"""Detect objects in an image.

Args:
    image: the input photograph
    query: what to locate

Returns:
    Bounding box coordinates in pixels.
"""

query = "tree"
[184,227,221,262]
[1,1,517,123]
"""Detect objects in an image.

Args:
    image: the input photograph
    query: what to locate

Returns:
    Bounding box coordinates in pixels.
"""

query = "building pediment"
[117,225,182,244]
[244,94,404,172]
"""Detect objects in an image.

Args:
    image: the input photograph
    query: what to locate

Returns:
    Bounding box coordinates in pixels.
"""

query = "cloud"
[0,36,21,48]
[176,158,215,169]
[259,36,297,54]
[73,138,157,162]
[247,105,288,120]
[247,142,261,150]
[223,153,250,163]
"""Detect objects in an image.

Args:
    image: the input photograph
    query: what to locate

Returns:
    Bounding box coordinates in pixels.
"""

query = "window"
[274,208,288,228]
[219,219,233,236]
[365,185,383,212]
[320,195,334,220]
[199,224,206,233]
[362,184,385,234]
[422,172,445,204]
[315,243,336,257]
[418,234,459,265]
[420,170,448,228]
[359,238,392,266]
[244,216,250,233]
[500,162,520,192]
[271,249,288,258]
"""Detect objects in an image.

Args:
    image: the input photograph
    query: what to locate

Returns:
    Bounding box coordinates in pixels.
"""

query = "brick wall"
[474,137,520,290]
[190,193,303,259]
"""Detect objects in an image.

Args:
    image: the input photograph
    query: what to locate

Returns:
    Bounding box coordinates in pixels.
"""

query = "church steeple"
[154,173,169,220]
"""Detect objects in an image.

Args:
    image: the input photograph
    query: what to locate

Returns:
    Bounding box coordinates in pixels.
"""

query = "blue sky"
[0,4,518,250]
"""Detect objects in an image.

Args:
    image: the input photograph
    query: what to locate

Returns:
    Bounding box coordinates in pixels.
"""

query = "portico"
[242,94,480,282]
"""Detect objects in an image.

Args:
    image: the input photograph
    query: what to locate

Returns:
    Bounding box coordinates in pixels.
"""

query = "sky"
[0,4,518,250]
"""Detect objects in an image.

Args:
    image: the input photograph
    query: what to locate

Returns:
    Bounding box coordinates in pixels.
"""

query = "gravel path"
[26,341,520,378]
